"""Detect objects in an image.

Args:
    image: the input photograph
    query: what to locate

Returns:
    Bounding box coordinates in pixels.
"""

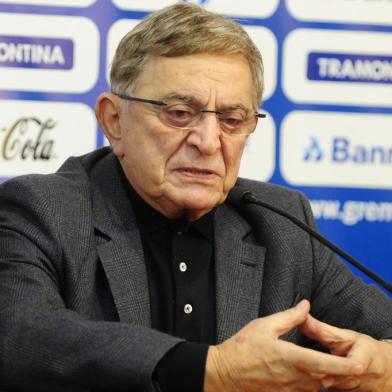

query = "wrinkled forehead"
[132,53,256,108]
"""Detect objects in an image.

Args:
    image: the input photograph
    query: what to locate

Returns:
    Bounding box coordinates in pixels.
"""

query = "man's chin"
[174,193,223,220]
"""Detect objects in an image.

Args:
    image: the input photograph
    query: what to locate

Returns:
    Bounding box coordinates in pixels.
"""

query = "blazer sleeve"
[297,192,392,340]
[0,176,182,392]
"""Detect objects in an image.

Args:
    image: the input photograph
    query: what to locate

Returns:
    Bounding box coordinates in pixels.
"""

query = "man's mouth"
[177,167,218,177]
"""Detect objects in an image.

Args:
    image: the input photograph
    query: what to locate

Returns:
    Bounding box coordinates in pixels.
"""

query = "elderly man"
[0,4,391,392]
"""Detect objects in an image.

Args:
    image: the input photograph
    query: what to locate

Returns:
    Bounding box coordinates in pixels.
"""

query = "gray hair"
[110,3,264,106]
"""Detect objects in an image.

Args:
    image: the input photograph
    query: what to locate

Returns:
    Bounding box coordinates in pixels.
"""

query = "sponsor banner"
[107,20,277,100]
[0,0,96,6]
[0,100,97,177]
[0,13,99,93]
[282,29,392,107]
[112,0,279,18]
[239,111,275,182]
[307,52,392,85]
[0,35,73,70]
[286,0,392,26]
[280,111,392,189]
[310,198,392,226]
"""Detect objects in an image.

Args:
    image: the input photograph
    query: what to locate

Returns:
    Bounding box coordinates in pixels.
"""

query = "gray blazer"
[0,147,391,392]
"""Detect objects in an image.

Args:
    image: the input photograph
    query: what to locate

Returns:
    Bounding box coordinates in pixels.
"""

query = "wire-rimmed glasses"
[113,91,266,136]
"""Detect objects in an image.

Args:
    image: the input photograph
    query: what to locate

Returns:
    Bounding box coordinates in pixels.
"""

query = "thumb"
[267,299,310,338]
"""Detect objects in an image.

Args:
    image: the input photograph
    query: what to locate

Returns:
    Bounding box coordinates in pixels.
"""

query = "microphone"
[228,186,392,294]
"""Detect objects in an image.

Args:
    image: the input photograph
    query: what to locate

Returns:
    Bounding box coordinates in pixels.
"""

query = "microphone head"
[227,186,254,206]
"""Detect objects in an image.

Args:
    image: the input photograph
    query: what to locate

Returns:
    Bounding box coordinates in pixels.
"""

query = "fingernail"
[295,299,308,310]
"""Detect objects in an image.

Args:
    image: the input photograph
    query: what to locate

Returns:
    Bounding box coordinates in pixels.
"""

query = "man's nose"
[185,112,222,155]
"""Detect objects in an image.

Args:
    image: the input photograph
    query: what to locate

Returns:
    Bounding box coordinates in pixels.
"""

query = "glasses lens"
[160,103,258,135]
[218,110,247,135]
[161,103,198,128]
[221,112,259,136]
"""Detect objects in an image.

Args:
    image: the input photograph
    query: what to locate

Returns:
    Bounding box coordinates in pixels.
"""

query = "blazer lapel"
[90,154,151,326]
[86,151,267,334]
[96,229,150,326]
[214,203,266,343]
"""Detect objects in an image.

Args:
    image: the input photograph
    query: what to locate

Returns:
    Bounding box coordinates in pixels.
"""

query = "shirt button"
[179,262,188,272]
[184,304,193,314]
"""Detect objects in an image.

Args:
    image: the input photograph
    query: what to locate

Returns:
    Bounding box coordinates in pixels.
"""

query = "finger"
[266,299,311,337]
[342,337,373,374]
[284,342,364,377]
[299,313,355,354]
[325,376,361,390]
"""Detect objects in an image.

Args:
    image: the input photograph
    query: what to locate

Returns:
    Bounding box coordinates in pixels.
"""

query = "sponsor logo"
[111,0,279,18]
[0,13,99,93]
[303,136,392,166]
[310,198,392,226]
[0,0,96,6]
[107,21,277,100]
[283,29,392,107]
[303,137,323,162]
[1,117,57,161]
[286,0,392,26]
[0,100,97,177]
[0,35,73,70]
[307,52,392,85]
[281,111,392,189]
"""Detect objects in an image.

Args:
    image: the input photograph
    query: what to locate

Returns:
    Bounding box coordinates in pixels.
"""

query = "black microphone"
[228,186,392,294]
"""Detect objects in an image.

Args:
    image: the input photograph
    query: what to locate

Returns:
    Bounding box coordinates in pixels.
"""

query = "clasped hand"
[204,300,392,391]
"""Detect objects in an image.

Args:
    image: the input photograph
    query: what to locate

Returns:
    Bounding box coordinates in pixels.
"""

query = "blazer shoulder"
[235,177,308,209]
[0,147,112,202]
[0,151,114,232]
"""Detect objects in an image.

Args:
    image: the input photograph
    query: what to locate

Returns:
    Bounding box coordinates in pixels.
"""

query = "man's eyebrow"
[219,103,250,112]
[161,93,201,104]
[161,93,252,112]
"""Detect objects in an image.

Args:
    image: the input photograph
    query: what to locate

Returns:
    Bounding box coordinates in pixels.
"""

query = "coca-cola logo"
[1,117,57,161]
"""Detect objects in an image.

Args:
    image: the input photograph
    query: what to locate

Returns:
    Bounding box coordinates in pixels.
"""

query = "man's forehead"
[130,53,254,106]
[136,53,251,85]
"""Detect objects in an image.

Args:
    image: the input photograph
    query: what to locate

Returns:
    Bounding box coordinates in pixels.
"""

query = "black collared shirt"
[123,174,215,391]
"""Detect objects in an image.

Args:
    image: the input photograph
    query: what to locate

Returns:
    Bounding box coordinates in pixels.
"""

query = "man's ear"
[95,92,124,157]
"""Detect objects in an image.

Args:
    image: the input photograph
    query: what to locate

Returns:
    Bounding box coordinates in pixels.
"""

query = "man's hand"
[204,300,363,392]
[299,314,392,391]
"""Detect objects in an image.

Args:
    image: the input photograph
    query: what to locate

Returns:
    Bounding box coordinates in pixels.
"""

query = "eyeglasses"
[113,92,266,136]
